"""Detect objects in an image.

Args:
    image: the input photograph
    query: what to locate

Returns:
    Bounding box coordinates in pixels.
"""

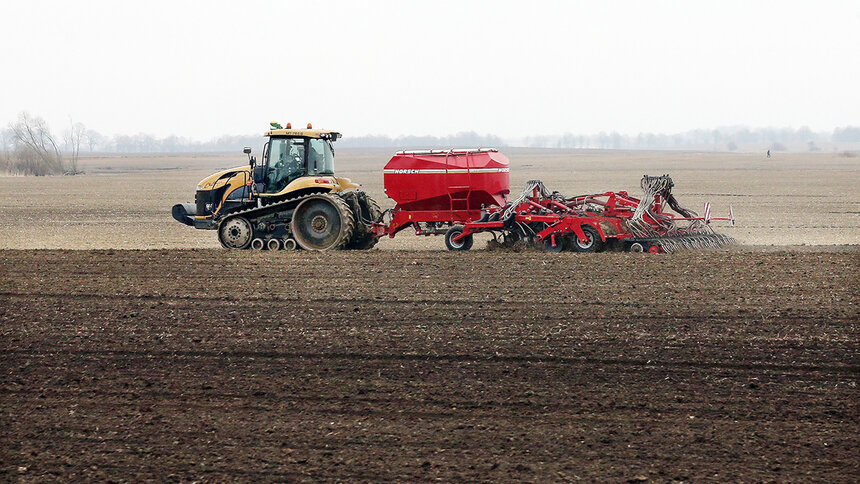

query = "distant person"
[767,149,771,158]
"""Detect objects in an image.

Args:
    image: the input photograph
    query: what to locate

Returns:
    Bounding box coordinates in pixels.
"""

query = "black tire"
[445,226,473,251]
[628,242,645,253]
[542,236,565,252]
[218,216,254,249]
[290,194,355,250]
[343,191,382,250]
[570,225,603,253]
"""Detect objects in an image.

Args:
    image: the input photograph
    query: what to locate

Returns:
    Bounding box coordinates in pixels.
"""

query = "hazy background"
[1,0,858,146]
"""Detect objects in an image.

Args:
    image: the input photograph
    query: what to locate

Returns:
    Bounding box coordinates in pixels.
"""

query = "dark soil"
[1,249,858,482]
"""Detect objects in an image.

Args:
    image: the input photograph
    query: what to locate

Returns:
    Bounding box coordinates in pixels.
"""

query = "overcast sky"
[1,0,857,140]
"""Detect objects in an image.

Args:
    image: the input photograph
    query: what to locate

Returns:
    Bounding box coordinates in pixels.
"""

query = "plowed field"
[2,249,858,482]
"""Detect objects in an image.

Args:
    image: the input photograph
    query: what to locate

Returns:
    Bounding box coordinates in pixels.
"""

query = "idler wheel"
[218,217,253,250]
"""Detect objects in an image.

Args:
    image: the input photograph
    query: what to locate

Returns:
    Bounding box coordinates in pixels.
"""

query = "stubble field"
[1,148,858,481]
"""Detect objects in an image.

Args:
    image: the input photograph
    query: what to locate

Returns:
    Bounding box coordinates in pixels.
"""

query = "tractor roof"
[265,129,341,139]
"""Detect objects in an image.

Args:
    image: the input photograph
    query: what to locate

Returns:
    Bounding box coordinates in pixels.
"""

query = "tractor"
[172,122,380,250]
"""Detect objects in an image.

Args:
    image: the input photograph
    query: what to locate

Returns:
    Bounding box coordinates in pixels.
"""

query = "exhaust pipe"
[171,203,197,226]
[250,238,265,250]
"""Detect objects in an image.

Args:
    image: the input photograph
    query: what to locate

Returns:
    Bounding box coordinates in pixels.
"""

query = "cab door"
[262,137,306,195]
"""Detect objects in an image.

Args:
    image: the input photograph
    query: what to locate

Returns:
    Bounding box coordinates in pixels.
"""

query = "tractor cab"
[254,123,342,197]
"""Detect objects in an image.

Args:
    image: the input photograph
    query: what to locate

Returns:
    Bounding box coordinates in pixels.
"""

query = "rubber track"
[319,194,356,250]
[218,191,324,225]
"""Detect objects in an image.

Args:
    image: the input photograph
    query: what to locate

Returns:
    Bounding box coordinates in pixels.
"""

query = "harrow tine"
[652,233,734,253]
[671,239,681,253]
[662,240,674,253]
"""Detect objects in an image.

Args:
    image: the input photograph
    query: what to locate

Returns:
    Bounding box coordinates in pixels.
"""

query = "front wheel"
[445,226,473,251]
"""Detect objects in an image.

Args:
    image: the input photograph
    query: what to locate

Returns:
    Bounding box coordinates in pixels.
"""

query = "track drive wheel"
[218,216,254,249]
[344,191,382,250]
[291,194,355,250]
[445,226,473,251]
[570,225,603,253]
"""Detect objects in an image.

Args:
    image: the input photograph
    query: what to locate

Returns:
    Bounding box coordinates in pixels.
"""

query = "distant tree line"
[337,131,506,148]
[2,111,859,176]
[0,120,507,156]
[326,126,860,151]
[832,126,860,143]
[521,126,860,150]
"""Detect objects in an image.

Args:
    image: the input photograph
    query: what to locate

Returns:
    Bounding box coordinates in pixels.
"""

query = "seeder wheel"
[571,226,603,253]
[542,236,565,252]
[445,226,473,251]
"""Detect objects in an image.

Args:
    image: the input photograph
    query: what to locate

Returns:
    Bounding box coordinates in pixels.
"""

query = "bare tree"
[0,128,10,173]
[0,127,12,152]
[9,112,64,176]
[85,129,103,152]
[64,118,86,174]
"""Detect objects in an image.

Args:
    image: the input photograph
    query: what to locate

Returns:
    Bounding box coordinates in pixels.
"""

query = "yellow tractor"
[172,122,381,250]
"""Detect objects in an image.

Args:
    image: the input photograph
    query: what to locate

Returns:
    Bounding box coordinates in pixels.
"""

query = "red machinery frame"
[372,149,733,252]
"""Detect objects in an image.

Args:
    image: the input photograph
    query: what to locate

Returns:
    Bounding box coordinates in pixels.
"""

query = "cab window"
[265,138,305,193]
[308,138,335,175]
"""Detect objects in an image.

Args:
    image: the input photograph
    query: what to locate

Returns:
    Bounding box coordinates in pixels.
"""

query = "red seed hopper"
[377,149,510,237]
